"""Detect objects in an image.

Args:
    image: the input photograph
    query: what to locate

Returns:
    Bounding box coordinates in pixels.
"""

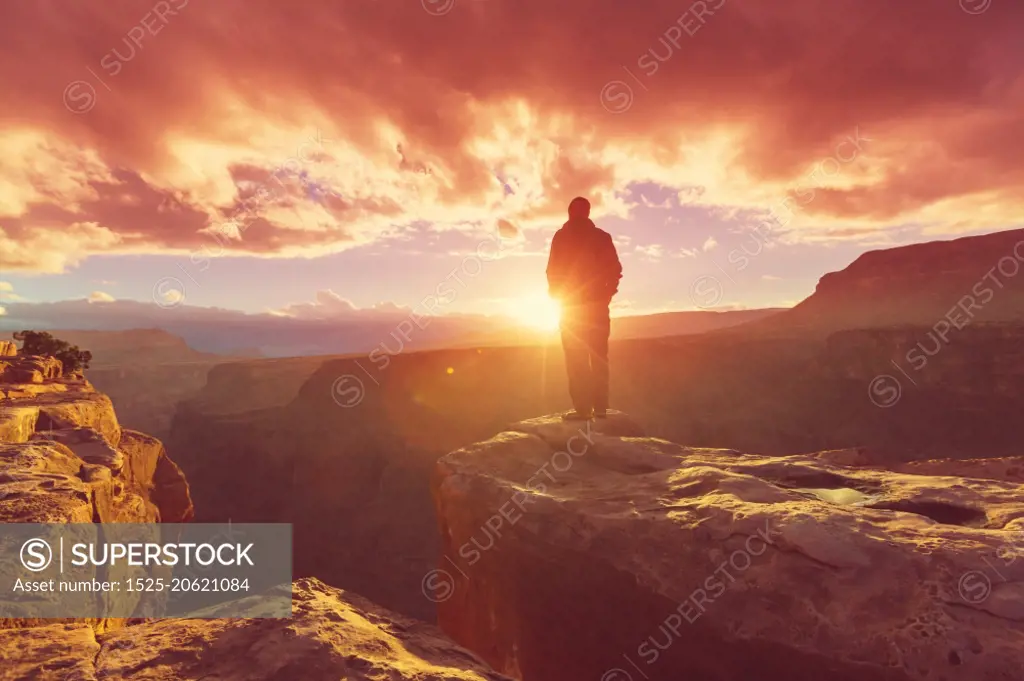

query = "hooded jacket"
[546,217,622,306]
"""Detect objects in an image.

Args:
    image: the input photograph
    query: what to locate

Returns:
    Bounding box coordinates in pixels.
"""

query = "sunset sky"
[1,0,1022,329]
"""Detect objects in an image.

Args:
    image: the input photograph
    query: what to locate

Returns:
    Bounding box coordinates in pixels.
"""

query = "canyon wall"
[165,324,1024,621]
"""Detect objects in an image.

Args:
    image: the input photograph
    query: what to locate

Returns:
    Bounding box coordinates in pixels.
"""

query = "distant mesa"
[738,228,1024,337]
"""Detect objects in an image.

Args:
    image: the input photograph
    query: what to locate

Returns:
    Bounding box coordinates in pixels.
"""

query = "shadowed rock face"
[433,414,1024,681]
[164,322,1024,622]
[0,578,513,681]
[85,363,217,439]
[85,354,323,439]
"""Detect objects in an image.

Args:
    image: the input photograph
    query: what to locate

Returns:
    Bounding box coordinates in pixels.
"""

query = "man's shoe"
[562,410,592,421]
[593,409,608,419]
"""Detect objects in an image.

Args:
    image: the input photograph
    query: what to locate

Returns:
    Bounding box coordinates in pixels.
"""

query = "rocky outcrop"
[0,578,512,681]
[893,457,1024,484]
[0,373,193,526]
[0,354,194,634]
[0,342,15,358]
[0,355,63,384]
[433,413,1024,681]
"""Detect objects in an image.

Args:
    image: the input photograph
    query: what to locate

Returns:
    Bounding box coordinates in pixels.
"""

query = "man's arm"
[604,232,622,300]
[546,230,566,298]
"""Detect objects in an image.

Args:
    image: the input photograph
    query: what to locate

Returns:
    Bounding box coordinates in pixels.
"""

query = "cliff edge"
[0,354,193,527]
[433,412,1024,681]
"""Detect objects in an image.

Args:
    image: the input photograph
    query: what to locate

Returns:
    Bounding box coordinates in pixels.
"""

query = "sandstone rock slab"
[0,441,94,524]
[34,392,120,448]
[0,356,63,385]
[0,407,38,444]
[434,413,1024,681]
[32,427,124,473]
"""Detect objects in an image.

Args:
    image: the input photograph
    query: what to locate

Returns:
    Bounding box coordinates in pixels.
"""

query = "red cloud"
[1,0,1022,272]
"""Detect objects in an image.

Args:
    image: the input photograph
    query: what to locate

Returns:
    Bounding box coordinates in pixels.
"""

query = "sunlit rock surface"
[0,578,513,681]
[434,413,1024,681]
[0,379,192,527]
[0,356,194,634]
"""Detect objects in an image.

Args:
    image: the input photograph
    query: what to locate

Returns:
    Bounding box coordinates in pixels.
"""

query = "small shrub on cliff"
[13,330,93,373]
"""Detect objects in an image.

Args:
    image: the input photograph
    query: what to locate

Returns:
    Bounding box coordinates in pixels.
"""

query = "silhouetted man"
[547,197,622,420]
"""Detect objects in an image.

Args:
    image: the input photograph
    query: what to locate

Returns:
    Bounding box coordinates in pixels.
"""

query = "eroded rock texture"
[0,578,513,681]
[0,355,194,633]
[434,413,1024,681]
[0,373,192,527]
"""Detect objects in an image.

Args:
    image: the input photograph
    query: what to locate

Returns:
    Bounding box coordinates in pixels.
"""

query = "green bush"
[12,330,93,373]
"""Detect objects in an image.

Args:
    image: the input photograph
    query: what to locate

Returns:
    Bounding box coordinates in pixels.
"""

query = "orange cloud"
[1,0,1022,272]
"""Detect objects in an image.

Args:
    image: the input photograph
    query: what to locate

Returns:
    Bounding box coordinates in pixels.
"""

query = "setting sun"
[504,295,562,331]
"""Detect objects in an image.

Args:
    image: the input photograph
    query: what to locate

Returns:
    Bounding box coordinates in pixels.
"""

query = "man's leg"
[589,305,611,415]
[560,312,593,416]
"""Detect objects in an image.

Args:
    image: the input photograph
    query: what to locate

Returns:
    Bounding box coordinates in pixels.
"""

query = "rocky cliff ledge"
[0,354,196,634]
[0,353,512,681]
[0,356,193,526]
[433,413,1024,681]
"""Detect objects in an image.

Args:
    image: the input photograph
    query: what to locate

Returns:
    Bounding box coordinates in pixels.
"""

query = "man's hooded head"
[568,196,591,220]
